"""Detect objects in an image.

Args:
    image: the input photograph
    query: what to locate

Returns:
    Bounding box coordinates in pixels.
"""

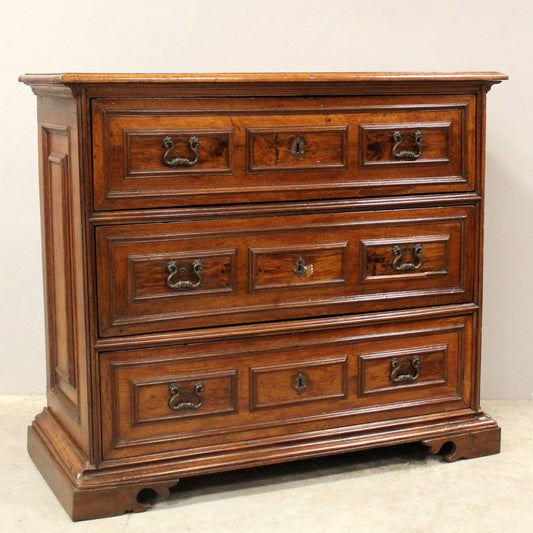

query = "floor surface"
[1,397,531,532]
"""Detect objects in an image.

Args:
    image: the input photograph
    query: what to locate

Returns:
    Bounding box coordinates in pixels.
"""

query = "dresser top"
[19,71,507,85]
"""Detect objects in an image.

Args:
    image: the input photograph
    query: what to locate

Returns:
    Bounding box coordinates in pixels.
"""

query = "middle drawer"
[96,205,476,337]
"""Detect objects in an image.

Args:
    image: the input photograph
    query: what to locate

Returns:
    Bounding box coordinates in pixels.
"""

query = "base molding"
[28,421,179,521]
[422,426,501,461]
[28,408,501,521]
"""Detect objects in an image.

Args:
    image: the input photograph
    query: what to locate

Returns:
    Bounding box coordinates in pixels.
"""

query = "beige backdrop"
[1,0,531,399]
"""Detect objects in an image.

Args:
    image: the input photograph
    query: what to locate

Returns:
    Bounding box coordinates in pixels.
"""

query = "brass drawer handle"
[162,135,200,167]
[168,381,205,411]
[294,256,314,277]
[166,259,203,289]
[293,371,309,394]
[390,355,421,384]
[392,129,424,160]
[392,244,423,272]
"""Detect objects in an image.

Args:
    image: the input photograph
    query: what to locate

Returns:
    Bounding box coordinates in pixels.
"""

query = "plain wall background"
[0,0,531,399]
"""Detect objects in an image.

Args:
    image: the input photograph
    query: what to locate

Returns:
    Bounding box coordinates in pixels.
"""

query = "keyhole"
[290,137,305,158]
[293,371,308,394]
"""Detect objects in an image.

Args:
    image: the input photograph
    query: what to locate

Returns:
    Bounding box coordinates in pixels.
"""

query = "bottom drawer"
[100,313,474,460]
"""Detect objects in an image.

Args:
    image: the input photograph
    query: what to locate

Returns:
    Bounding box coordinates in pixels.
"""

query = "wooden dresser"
[20,72,506,520]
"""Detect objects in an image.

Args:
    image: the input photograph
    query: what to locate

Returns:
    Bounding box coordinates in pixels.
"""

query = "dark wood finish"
[423,427,501,461]
[100,314,470,460]
[96,205,475,337]
[36,93,91,456]
[247,126,347,171]
[91,95,475,209]
[127,129,233,176]
[27,412,179,521]
[20,72,505,520]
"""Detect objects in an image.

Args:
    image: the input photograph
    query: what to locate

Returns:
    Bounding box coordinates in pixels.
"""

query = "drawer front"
[96,206,476,337]
[247,126,347,171]
[92,95,475,210]
[250,357,349,410]
[100,314,472,460]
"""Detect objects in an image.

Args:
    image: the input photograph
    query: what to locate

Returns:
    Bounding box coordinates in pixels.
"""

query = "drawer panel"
[360,122,450,168]
[249,243,348,291]
[359,345,447,395]
[250,357,348,410]
[100,313,472,460]
[134,371,237,423]
[96,206,476,337]
[127,129,232,176]
[247,126,347,172]
[92,95,475,210]
[130,249,236,298]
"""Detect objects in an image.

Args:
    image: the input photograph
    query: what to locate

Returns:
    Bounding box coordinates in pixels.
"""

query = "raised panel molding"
[41,124,79,421]
[360,121,452,167]
[123,127,234,178]
[248,242,348,292]
[249,357,349,410]
[246,125,348,172]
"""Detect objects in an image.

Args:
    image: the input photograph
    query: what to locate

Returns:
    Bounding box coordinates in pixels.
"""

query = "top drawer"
[92,95,476,210]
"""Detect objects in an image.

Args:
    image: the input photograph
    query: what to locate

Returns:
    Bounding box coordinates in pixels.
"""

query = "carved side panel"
[36,92,89,455]
[41,124,79,418]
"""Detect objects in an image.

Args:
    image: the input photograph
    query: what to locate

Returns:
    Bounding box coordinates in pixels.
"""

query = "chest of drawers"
[20,72,506,520]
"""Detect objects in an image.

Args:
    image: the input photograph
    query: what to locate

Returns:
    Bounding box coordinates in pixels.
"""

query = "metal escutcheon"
[293,372,309,394]
[290,136,306,158]
[390,355,421,384]
[168,381,205,411]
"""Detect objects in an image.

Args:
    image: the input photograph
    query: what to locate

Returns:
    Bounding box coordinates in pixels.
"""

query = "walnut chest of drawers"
[20,72,506,520]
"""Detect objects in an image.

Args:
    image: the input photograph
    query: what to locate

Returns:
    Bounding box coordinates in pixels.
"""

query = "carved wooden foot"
[422,427,501,462]
[67,480,180,521]
[27,417,179,521]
